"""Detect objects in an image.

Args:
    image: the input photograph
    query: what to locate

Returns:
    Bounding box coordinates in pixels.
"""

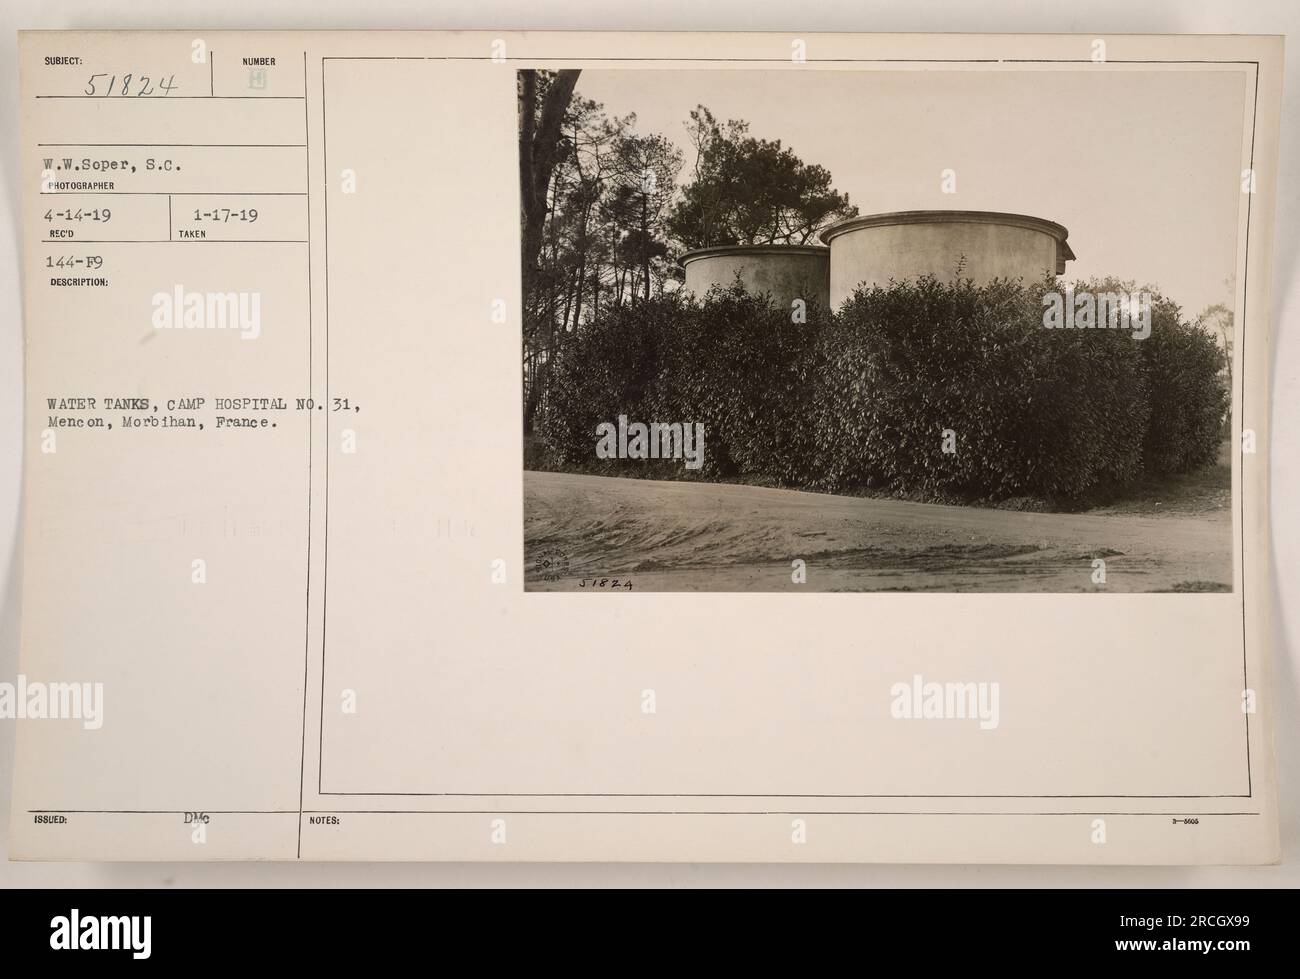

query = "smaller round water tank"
[681,244,831,312]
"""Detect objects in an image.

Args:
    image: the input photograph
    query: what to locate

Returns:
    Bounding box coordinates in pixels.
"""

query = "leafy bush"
[811,276,1148,502]
[1139,297,1228,475]
[535,275,1224,506]
[651,284,829,482]
[540,284,830,481]
[538,296,678,469]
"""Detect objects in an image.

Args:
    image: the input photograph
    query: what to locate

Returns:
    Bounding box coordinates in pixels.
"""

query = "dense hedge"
[1139,298,1229,475]
[809,277,1150,501]
[651,288,829,482]
[540,286,831,481]
[540,297,671,470]
[536,276,1227,505]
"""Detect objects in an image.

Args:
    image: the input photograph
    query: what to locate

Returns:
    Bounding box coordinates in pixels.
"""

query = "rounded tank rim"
[819,210,1071,249]
[680,243,830,267]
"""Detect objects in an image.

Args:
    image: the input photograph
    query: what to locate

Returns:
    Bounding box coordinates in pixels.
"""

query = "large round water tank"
[680,244,831,312]
[820,210,1074,308]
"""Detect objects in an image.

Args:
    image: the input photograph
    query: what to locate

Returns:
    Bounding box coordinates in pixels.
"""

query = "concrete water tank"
[820,210,1074,308]
[680,244,831,312]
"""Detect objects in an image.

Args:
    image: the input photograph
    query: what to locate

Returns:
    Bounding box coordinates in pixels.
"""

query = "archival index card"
[12,31,1283,862]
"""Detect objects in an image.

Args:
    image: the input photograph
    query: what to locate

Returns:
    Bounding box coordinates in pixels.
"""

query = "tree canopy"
[517,85,856,430]
[667,106,858,248]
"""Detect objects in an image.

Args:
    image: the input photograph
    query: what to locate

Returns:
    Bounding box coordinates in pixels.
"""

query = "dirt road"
[524,471,1232,592]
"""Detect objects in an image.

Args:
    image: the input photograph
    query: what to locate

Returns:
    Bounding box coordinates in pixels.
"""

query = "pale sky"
[573,68,1248,317]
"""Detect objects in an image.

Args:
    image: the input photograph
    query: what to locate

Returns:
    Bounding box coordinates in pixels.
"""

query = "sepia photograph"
[2,7,1291,924]
[521,68,1241,592]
